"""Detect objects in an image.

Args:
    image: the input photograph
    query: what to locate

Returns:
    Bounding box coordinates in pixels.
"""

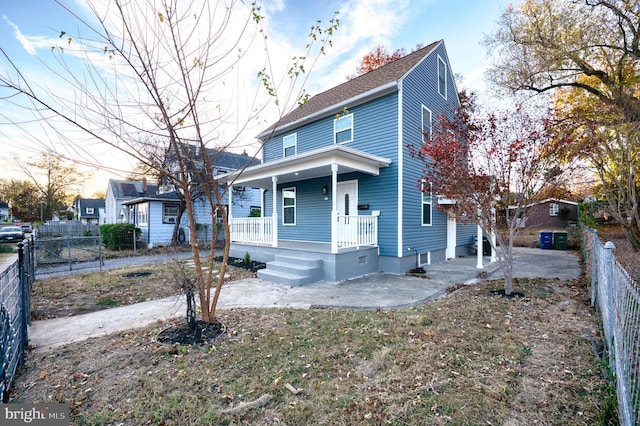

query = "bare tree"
[19,152,80,221]
[0,0,338,323]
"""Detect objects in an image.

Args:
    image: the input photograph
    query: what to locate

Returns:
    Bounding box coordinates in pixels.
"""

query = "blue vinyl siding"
[258,42,470,263]
[457,221,477,246]
[263,94,399,162]
[401,43,460,256]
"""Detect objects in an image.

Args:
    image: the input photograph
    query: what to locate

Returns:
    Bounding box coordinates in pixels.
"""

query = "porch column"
[330,163,338,253]
[272,176,278,247]
[228,185,233,221]
[476,224,484,269]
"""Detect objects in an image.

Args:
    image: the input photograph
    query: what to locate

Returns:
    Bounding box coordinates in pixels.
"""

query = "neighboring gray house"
[105,179,159,224]
[121,149,261,248]
[0,202,9,222]
[218,40,479,285]
[74,198,105,225]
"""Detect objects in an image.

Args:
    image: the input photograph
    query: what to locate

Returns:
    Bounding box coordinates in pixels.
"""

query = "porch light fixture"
[322,185,328,195]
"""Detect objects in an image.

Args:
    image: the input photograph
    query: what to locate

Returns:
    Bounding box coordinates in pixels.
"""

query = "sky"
[0,0,516,197]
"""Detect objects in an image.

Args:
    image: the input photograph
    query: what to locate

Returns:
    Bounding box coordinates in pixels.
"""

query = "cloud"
[2,15,37,55]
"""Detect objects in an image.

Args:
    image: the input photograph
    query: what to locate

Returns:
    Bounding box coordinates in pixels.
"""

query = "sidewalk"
[28,247,582,352]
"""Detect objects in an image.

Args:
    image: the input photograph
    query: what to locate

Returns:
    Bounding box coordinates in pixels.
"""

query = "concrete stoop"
[257,255,323,286]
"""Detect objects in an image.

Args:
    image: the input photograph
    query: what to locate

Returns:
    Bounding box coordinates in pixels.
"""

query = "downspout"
[397,79,404,258]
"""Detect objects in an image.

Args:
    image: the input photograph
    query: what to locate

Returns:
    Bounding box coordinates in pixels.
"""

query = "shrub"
[100,223,141,250]
[0,245,15,254]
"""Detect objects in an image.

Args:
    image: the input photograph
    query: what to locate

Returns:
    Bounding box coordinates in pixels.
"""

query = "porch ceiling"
[218,145,391,189]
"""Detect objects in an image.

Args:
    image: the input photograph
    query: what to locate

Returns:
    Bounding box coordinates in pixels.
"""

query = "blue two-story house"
[218,40,478,285]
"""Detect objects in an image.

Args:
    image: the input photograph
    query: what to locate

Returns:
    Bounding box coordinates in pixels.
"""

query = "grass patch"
[13,277,615,425]
[31,260,256,320]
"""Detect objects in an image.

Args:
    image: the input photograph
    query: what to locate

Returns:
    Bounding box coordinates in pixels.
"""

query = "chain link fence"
[584,227,640,425]
[0,240,34,403]
[36,236,103,274]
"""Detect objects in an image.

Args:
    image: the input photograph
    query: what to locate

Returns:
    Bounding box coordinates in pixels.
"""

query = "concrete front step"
[257,255,323,286]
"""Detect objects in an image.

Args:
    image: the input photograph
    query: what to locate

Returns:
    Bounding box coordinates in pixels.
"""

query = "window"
[85,207,94,214]
[421,181,432,226]
[283,188,296,225]
[137,203,148,225]
[334,114,353,144]
[215,206,228,224]
[163,203,179,224]
[438,56,447,99]
[549,203,559,216]
[283,133,297,157]
[422,106,432,143]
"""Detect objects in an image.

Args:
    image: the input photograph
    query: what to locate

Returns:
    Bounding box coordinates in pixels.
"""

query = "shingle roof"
[259,40,440,139]
[77,198,105,218]
[122,191,182,205]
[108,179,159,199]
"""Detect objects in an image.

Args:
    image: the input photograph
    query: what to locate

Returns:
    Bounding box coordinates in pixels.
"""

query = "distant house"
[105,179,159,224]
[120,149,261,248]
[509,198,579,229]
[0,202,9,222]
[74,198,105,225]
[217,40,480,285]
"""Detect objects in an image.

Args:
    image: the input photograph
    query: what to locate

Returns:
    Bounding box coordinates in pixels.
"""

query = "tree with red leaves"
[408,92,564,295]
[348,44,423,79]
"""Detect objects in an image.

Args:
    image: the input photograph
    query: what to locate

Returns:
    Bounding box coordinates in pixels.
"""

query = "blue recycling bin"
[539,231,553,249]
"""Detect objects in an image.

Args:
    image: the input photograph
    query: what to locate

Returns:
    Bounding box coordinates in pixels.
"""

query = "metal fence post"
[67,236,72,271]
[17,242,26,368]
[603,241,617,390]
[591,228,598,307]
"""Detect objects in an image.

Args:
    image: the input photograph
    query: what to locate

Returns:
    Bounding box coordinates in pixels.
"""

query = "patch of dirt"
[597,224,640,283]
[156,320,226,346]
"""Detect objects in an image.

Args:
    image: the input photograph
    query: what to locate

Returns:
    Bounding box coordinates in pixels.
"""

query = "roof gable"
[259,40,441,139]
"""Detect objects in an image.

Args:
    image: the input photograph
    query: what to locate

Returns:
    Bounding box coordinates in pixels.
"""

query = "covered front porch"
[218,145,392,284]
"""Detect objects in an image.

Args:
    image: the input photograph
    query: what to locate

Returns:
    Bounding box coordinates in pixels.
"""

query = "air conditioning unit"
[166,216,176,224]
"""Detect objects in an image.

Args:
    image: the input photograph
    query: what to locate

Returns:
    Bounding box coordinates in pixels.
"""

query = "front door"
[336,180,358,246]
[337,180,357,216]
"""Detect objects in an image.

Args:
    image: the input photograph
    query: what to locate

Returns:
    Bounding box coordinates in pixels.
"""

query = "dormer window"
[86,207,94,214]
[283,133,297,157]
[334,113,353,144]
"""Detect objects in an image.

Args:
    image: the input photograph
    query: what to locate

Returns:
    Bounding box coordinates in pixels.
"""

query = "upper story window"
[422,106,432,143]
[283,133,297,157]
[283,188,296,225]
[549,203,559,216]
[438,56,447,99]
[334,113,353,144]
[85,207,94,214]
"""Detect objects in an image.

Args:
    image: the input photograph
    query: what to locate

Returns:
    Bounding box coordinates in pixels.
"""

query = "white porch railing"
[337,214,378,249]
[230,217,273,245]
[230,214,378,250]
